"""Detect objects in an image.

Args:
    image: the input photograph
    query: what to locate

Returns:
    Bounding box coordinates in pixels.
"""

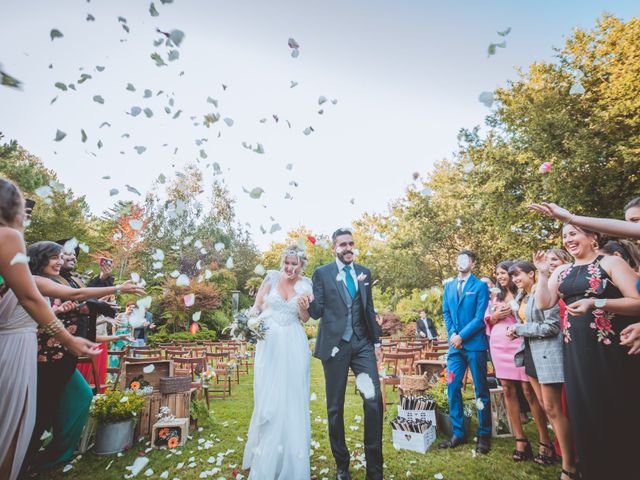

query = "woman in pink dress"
[485,261,551,462]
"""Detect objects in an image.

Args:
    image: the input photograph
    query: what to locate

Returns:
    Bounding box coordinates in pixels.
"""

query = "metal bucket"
[94,419,134,455]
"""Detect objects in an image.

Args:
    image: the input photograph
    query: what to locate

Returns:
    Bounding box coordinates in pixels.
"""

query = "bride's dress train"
[242,271,311,479]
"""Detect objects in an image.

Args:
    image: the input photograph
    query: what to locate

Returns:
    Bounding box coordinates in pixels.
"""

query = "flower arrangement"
[224,309,268,343]
[226,361,237,374]
[129,375,154,395]
[90,389,146,424]
[198,369,216,387]
[154,426,182,449]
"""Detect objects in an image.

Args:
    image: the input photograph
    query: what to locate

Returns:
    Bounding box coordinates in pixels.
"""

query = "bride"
[242,245,313,479]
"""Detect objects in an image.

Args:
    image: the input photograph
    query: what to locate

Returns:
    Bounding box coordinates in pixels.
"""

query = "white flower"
[247,316,262,331]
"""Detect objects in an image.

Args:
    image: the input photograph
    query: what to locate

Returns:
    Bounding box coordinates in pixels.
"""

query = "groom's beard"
[336,251,354,265]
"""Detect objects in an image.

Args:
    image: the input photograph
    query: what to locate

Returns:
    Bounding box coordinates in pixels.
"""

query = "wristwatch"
[594,298,607,309]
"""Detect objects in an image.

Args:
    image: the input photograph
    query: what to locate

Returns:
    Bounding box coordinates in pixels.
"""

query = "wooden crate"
[151,417,190,448]
[135,391,191,439]
[490,387,513,438]
[120,360,173,391]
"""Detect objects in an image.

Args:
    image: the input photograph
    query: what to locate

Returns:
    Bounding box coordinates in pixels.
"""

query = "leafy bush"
[91,389,146,424]
[378,313,403,336]
[430,379,450,414]
[148,327,217,345]
[159,280,223,332]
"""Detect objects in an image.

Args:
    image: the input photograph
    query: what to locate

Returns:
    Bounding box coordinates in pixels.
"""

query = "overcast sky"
[0,0,637,250]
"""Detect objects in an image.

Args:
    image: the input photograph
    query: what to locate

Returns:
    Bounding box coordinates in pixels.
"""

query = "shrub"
[148,327,217,345]
[378,313,403,336]
[159,280,223,332]
[91,389,146,424]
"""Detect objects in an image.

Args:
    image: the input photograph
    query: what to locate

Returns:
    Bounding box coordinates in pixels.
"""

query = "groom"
[306,228,383,480]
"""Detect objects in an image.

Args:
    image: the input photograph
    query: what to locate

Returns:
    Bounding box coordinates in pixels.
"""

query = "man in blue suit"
[438,249,492,454]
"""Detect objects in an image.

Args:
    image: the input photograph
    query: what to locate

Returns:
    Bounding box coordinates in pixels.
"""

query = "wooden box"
[135,391,191,438]
[151,417,190,449]
[391,425,436,454]
[120,360,174,391]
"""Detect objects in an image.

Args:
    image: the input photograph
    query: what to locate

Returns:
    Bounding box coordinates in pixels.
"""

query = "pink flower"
[590,322,596,329]
[594,315,612,331]
[603,338,612,345]
[588,277,601,290]
[538,162,552,174]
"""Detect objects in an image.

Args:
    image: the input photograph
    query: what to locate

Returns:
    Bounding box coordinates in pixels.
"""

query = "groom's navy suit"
[442,274,492,439]
[309,260,383,480]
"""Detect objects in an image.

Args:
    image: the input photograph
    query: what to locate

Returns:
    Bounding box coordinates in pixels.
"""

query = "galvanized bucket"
[94,419,134,455]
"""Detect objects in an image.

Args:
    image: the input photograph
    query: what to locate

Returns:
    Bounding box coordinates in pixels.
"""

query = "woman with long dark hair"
[23,241,143,473]
[534,223,640,479]
[484,261,549,462]
[0,178,99,480]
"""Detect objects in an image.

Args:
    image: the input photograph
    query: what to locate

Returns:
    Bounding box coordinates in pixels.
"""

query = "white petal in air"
[143,364,155,374]
[176,274,190,287]
[214,242,225,252]
[569,82,585,95]
[192,311,201,322]
[478,91,494,108]
[331,347,340,357]
[10,253,29,265]
[129,219,143,231]
[226,257,234,269]
[183,293,195,307]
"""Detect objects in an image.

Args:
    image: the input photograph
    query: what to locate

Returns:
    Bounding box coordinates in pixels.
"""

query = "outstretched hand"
[620,322,640,355]
[527,202,572,222]
[533,250,551,276]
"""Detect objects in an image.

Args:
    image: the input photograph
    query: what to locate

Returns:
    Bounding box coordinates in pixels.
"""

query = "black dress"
[558,256,640,479]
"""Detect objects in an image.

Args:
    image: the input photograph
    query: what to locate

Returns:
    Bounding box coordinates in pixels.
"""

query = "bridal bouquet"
[224,308,268,344]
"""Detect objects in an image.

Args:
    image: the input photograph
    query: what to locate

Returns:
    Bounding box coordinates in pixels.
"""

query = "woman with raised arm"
[22,241,143,473]
[533,223,640,480]
[0,178,100,480]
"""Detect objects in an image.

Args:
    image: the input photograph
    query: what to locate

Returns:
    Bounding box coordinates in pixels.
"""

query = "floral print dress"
[558,256,640,480]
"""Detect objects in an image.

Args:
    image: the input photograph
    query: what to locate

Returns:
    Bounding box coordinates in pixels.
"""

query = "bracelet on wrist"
[43,318,66,336]
[567,213,576,224]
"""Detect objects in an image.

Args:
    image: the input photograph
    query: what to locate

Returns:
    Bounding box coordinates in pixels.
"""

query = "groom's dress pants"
[322,335,383,480]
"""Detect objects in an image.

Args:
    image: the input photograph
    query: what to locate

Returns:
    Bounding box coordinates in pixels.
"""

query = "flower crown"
[282,248,307,260]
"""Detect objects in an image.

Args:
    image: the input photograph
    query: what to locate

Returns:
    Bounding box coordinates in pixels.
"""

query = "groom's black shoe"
[336,467,351,480]
[438,435,467,449]
[476,435,491,454]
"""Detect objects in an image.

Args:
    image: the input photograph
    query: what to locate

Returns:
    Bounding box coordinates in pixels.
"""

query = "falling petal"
[93,95,104,104]
[149,3,159,16]
[254,264,265,276]
[54,129,67,142]
[143,364,155,374]
[95,65,105,72]
[86,14,95,22]
[291,49,299,58]
[176,274,190,287]
[129,219,143,230]
[475,398,485,411]
[331,98,338,105]
[290,80,298,88]
[288,37,300,49]
[50,29,64,41]
[355,373,375,399]
[168,50,180,61]
[77,73,92,84]
[269,223,281,234]
[247,187,264,199]
[10,252,29,265]
[214,242,225,252]
[81,129,87,143]
[54,82,67,91]
[478,91,494,108]
[569,82,585,95]
[143,89,152,98]
[225,257,234,269]
[169,29,185,46]
[109,188,119,196]
[62,464,73,473]
[150,52,167,67]
[79,243,89,254]
[192,311,201,322]
[318,96,327,105]
[223,117,234,127]
[143,108,153,118]
[183,293,195,307]
[130,106,142,116]
[303,127,312,136]
[539,162,552,174]
[497,27,511,37]
[134,146,147,154]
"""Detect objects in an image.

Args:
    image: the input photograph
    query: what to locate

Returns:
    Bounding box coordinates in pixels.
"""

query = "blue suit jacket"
[442,274,489,353]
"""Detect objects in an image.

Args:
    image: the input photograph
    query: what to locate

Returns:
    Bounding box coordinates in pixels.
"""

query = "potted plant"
[430,379,472,438]
[91,389,145,454]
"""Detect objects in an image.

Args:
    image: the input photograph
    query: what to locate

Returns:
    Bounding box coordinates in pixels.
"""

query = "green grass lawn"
[50,358,561,480]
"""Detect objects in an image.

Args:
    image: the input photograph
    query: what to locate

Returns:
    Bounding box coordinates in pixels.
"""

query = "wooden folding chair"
[165,349,191,359]
[124,355,163,363]
[204,353,232,401]
[132,348,162,358]
[380,352,416,411]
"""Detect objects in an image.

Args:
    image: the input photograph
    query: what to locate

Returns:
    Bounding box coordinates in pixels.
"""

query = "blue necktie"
[343,265,357,299]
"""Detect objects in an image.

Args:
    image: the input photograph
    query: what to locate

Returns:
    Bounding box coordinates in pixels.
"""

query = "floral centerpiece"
[129,375,154,395]
[91,389,146,454]
[224,308,268,343]
[198,369,216,387]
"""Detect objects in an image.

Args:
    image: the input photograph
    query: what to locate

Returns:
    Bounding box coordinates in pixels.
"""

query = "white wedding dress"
[242,271,312,479]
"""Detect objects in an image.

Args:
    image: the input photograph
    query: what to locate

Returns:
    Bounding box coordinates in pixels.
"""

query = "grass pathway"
[50,358,561,479]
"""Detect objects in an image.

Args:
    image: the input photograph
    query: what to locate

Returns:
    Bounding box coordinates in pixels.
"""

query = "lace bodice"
[261,270,312,327]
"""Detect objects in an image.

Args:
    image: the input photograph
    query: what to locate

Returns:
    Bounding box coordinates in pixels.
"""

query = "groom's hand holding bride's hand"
[297,294,312,311]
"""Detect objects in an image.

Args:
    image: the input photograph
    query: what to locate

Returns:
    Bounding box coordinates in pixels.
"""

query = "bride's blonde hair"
[281,245,308,271]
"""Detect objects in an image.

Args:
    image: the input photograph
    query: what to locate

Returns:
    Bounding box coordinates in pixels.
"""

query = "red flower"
[446,371,455,384]
[594,315,612,331]
[588,278,601,290]
[307,235,317,245]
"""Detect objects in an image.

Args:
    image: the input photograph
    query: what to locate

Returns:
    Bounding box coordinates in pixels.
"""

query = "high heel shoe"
[560,468,579,479]
[512,438,533,462]
[534,442,557,465]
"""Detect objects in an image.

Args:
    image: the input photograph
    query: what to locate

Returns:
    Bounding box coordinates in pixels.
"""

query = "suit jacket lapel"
[332,262,349,308]
[457,275,474,306]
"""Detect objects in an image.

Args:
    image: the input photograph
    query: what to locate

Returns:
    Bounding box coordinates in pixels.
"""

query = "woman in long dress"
[0,178,100,480]
[242,245,312,480]
[535,223,640,480]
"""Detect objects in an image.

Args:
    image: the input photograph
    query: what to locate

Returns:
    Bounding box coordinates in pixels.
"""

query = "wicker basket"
[399,372,429,394]
[159,376,191,394]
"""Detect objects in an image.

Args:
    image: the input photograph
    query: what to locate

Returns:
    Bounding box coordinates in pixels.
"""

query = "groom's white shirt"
[335,258,359,292]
